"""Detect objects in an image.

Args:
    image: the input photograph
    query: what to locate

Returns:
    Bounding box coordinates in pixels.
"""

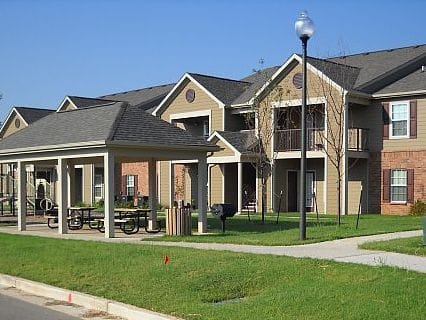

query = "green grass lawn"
[0,233,425,320]
[360,236,426,257]
[148,213,422,246]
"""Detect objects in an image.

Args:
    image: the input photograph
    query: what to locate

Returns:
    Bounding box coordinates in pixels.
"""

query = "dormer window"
[203,120,209,138]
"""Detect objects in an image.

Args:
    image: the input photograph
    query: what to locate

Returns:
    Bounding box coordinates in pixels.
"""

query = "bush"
[409,200,426,216]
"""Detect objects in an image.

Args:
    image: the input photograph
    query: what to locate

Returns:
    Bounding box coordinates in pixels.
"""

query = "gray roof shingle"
[112,105,217,148]
[328,44,426,92]
[67,96,115,109]
[374,68,426,95]
[0,102,217,152]
[99,84,175,111]
[232,66,281,105]
[188,73,250,105]
[216,130,258,155]
[14,107,55,124]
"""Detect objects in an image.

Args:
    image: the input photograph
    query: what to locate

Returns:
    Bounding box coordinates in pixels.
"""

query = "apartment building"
[1,44,424,215]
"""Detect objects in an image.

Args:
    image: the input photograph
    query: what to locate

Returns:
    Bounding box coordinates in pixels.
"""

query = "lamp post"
[295,11,314,240]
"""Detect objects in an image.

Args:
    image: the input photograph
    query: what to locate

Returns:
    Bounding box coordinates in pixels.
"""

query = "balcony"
[275,128,324,152]
[348,127,369,152]
[275,127,369,152]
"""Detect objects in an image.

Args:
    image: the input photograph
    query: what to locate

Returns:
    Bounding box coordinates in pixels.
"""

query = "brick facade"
[376,150,426,215]
[120,162,149,196]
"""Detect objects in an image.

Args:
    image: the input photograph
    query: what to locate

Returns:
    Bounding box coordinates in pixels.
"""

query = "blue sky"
[0,0,425,121]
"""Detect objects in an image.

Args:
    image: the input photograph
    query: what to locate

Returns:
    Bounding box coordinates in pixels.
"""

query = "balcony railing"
[275,128,324,152]
[348,127,369,151]
[275,127,369,152]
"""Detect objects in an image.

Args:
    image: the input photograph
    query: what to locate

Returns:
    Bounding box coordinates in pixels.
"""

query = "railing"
[275,128,325,152]
[348,127,369,151]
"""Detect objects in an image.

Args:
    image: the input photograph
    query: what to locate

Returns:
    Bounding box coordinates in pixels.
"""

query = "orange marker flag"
[164,255,170,264]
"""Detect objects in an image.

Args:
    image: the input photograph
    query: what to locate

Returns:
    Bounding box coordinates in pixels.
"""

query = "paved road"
[0,292,80,320]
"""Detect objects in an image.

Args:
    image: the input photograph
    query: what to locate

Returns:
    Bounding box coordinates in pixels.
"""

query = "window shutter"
[134,175,139,198]
[409,100,417,138]
[382,169,391,203]
[122,175,127,195]
[407,169,414,203]
[382,102,390,140]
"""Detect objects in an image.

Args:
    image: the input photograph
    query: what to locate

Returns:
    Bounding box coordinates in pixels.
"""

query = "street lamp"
[295,10,314,240]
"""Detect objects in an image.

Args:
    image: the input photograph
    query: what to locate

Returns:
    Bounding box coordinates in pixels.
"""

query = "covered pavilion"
[0,101,218,238]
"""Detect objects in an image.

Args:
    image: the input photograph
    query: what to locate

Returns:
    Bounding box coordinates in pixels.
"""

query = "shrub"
[409,199,426,216]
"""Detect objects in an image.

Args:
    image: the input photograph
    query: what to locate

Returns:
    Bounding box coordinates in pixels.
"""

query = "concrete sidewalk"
[0,224,424,273]
[144,230,426,273]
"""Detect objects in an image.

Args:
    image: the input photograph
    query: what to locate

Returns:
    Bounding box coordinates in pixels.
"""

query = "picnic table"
[67,207,97,230]
[96,208,161,235]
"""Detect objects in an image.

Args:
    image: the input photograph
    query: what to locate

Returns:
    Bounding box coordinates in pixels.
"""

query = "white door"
[306,172,315,208]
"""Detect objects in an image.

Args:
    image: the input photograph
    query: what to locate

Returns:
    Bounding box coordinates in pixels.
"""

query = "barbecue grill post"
[197,157,208,233]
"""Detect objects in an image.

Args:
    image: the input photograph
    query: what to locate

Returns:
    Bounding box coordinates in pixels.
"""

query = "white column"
[237,162,243,213]
[57,158,68,234]
[104,152,115,238]
[148,159,157,230]
[169,162,174,208]
[197,156,208,234]
[17,161,27,231]
[67,163,75,207]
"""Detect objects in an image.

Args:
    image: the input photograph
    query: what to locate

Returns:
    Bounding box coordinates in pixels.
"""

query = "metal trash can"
[166,206,192,236]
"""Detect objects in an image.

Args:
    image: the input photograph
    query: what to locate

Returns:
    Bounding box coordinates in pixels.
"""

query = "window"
[94,174,104,199]
[126,175,135,196]
[391,169,407,202]
[390,102,409,138]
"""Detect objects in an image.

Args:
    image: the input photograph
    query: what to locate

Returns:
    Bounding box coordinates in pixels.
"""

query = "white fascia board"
[372,89,426,99]
[208,131,241,156]
[272,97,328,108]
[56,96,77,112]
[0,140,106,156]
[250,54,346,104]
[169,109,211,120]
[0,107,29,135]
[153,73,226,117]
[106,140,219,152]
[207,155,241,164]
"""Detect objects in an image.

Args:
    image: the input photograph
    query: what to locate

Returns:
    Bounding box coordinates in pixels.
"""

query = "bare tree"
[311,56,356,226]
[245,60,286,224]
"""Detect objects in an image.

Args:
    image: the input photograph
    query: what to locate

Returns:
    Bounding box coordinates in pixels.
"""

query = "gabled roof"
[14,107,55,124]
[232,66,281,106]
[210,130,258,155]
[99,83,175,111]
[0,106,54,138]
[188,73,250,105]
[67,96,115,109]
[0,102,217,153]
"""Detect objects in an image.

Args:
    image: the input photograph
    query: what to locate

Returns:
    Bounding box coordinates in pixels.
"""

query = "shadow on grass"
[195,213,338,235]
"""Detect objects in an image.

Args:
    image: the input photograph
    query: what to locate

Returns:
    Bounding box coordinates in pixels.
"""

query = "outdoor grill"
[210,203,237,233]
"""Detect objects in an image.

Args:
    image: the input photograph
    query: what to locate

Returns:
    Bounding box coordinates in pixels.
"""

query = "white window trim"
[389,101,410,139]
[126,175,135,196]
[390,169,407,204]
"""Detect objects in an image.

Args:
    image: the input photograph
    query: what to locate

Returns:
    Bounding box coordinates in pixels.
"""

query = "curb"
[0,273,179,320]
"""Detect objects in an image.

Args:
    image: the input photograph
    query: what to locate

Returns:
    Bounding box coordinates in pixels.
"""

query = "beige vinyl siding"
[382,97,426,151]
[2,113,27,138]
[159,161,170,207]
[160,80,223,132]
[212,139,236,157]
[82,164,92,205]
[347,158,368,214]
[209,164,223,205]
